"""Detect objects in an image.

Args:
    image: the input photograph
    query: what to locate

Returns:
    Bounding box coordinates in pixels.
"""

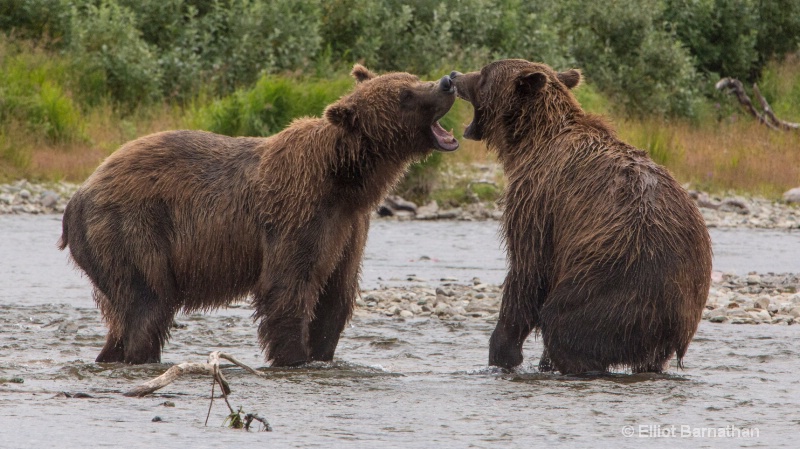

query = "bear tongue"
[431,121,459,151]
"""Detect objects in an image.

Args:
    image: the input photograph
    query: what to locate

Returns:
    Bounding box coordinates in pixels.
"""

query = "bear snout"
[439,76,455,93]
[448,71,477,103]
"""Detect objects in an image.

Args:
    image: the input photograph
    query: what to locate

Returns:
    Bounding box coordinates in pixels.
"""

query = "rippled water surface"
[1,215,799,448]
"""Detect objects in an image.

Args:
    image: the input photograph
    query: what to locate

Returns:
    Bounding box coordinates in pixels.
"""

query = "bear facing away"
[60,65,459,366]
[451,59,712,374]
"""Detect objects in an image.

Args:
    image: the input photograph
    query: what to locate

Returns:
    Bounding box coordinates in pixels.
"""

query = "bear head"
[325,64,459,155]
[449,59,582,146]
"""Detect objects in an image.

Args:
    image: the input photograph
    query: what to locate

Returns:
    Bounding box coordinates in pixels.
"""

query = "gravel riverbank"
[3,179,799,229]
[356,272,800,325]
[3,179,799,326]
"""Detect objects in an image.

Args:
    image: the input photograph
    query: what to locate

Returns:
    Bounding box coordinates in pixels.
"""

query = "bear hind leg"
[257,313,311,367]
[539,281,612,375]
[92,288,126,363]
[116,269,175,364]
[96,333,125,363]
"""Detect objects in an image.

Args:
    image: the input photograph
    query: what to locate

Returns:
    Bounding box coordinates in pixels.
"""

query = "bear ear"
[325,102,357,129]
[557,69,582,89]
[516,70,548,96]
[351,64,376,83]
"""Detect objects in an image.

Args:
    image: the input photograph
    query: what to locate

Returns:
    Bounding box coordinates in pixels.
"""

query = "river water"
[1,215,798,448]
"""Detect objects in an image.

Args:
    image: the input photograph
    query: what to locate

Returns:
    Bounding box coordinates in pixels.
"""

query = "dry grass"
[617,117,800,198]
[18,104,195,182]
[441,114,800,201]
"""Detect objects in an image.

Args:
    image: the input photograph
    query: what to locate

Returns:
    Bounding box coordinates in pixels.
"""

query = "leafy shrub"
[662,0,759,82]
[754,0,800,78]
[197,74,353,137]
[0,0,71,43]
[67,0,163,106]
[0,38,84,143]
[563,0,701,117]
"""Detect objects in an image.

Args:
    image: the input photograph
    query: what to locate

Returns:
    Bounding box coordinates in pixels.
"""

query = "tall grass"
[758,54,800,121]
[0,39,85,143]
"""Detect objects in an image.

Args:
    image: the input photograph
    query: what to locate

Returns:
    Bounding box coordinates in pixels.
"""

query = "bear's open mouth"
[431,121,459,152]
[462,108,483,141]
[454,89,483,141]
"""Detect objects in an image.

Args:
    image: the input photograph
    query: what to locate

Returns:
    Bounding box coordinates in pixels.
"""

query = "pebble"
[0,180,78,215]
[4,179,799,230]
[375,174,800,227]
[359,272,799,325]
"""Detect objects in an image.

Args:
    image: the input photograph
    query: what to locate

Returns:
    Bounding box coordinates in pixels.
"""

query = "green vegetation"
[195,76,355,137]
[1,0,800,200]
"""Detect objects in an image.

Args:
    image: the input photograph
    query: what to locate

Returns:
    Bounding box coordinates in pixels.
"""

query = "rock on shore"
[377,189,799,229]
[2,179,799,229]
[0,180,78,215]
[357,273,800,325]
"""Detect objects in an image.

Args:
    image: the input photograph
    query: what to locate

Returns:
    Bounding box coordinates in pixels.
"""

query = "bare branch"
[715,77,778,130]
[123,351,262,398]
[752,83,800,131]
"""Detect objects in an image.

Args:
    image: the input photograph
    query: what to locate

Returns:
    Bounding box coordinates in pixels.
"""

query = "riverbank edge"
[2,179,799,230]
[356,272,800,326]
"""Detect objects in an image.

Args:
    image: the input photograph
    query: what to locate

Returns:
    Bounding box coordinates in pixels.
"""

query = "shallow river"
[1,215,798,448]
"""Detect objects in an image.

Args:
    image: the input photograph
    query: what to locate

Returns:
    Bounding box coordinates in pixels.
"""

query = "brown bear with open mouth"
[60,65,458,366]
[451,59,711,374]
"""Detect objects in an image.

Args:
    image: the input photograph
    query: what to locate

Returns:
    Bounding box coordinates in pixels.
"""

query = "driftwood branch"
[124,351,264,398]
[752,83,800,130]
[715,77,778,129]
[716,77,799,131]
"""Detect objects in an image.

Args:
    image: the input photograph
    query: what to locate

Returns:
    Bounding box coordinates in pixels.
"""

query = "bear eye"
[399,89,414,105]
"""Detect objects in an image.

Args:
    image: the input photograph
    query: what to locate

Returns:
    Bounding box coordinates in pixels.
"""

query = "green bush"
[0,38,84,143]
[572,82,611,116]
[67,0,163,107]
[0,0,71,43]
[196,75,353,137]
[754,0,800,76]
[113,0,323,99]
[563,0,701,117]
[2,0,799,115]
[189,0,323,94]
[662,0,759,82]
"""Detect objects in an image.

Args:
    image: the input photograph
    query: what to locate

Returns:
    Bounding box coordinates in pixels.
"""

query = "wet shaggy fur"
[60,65,457,365]
[451,59,712,374]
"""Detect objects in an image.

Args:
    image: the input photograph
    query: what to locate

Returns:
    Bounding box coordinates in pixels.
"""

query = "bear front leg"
[254,280,314,367]
[308,217,368,362]
[254,224,348,367]
[489,270,544,369]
